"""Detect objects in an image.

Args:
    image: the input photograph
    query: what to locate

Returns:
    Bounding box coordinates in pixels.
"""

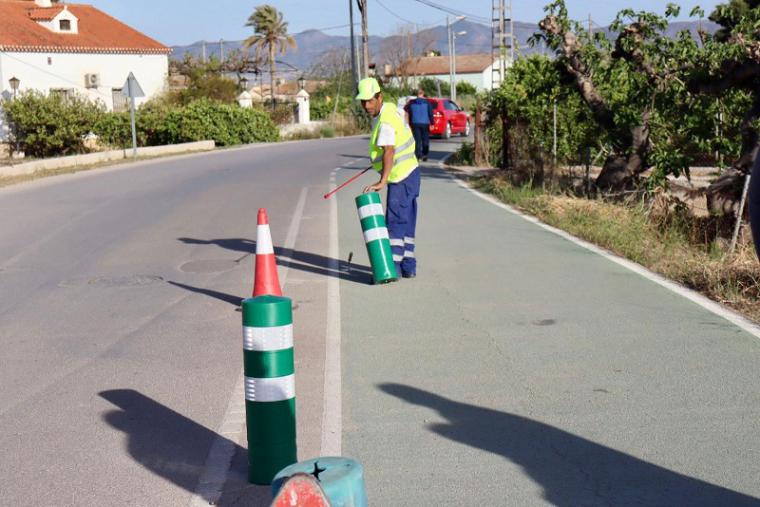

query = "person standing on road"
[357,77,420,279]
[405,89,434,162]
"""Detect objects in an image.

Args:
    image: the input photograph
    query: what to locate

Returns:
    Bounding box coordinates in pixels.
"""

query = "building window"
[112,89,128,113]
[50,88,73,100]
[59,19,71,31]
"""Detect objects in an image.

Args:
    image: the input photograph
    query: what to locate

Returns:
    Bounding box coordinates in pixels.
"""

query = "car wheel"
[443,122,451,140]
[462,121,470,137]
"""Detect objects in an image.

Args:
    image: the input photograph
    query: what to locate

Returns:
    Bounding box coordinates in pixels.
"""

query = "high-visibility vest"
[369,103,418,183]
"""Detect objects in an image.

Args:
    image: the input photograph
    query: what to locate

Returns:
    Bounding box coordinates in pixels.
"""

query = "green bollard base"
[248,440,298,485]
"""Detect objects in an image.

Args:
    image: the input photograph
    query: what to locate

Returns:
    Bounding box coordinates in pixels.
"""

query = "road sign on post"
[122,73,145,158]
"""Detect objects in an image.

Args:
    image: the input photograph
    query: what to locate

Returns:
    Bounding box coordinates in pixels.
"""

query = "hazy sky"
[85,0,726,46]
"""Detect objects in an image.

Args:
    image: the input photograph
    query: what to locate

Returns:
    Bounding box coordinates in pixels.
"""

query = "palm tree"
[243,5,296,109]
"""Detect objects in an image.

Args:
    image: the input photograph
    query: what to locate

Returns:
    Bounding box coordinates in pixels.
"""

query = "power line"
[376,0,419,25]
[409,0,490,24]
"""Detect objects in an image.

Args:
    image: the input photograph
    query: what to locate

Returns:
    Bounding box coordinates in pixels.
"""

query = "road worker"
[357,77,420,279]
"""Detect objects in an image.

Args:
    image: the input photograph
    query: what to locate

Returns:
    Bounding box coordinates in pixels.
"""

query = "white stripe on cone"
[256,224,274,254]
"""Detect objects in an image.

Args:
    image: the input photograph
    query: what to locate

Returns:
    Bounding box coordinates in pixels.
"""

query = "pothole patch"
[180,259,238,273]
[60,275,164,288]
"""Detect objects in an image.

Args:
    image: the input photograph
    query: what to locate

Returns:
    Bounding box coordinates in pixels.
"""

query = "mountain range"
[171,19,719,77]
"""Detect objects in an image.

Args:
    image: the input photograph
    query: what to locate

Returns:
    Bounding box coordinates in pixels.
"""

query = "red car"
[427,98,470,139]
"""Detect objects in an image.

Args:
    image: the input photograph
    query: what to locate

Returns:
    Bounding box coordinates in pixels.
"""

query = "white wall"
[389,59,514,94]
[0,51,168,111]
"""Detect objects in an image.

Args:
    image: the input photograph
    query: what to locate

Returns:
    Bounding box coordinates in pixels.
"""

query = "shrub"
[94,99,279,148]
[268,103,295,125]
[319,126,336,138]
[2,91,105,157]
[456,82,477,96]
[162,99,279,145]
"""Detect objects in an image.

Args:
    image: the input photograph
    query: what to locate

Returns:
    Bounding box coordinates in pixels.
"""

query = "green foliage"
[319,126,336,138]
[486,0,760,188]
[456,81,477,96]
[418,77,449,98]
[2,91,105,157]
[166,55,240,106]
[94,99,278,148]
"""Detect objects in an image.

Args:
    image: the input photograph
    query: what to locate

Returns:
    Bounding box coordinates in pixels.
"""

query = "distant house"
[385,53,511,92]
[0,0,171,139]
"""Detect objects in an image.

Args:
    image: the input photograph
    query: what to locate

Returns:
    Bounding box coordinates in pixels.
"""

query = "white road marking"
[188,186,309,506]
[451,175,760,341]
[321,169,343,456]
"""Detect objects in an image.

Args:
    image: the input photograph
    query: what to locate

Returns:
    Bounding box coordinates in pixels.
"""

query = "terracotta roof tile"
[391,54,495,76]
[28,6,64,20]
[0,0,171,54]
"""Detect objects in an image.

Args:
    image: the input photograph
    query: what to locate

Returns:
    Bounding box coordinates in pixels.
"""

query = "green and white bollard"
[355,192,398,284]
[242,295,297,485]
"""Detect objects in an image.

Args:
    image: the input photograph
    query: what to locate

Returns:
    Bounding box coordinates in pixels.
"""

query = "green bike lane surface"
[336,163,760,505]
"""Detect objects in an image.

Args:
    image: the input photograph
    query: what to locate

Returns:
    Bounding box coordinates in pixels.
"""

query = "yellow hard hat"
[355,77,381,100]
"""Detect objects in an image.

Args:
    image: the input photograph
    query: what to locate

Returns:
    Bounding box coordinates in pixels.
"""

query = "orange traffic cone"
[271,473,330,507]
[253,208,283,297]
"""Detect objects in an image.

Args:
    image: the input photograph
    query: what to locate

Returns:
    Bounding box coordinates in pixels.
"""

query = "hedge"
[2,93,279,157]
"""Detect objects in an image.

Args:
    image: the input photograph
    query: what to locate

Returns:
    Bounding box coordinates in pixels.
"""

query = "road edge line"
[321,168,343,456]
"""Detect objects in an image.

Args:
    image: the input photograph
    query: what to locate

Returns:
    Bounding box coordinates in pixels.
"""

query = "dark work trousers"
[386,167,421,276]
[749,153,760,260]
[411,123,430,160]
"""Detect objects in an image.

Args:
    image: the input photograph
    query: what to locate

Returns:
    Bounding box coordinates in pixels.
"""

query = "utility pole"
[588,14,593,40]
[220,39,224,63]
[349,0,358,90]
[358,0,369,78]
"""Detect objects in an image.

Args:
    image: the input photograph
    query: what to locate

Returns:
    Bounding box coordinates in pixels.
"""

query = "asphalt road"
[1,133,759,507]
[0,138,363,506]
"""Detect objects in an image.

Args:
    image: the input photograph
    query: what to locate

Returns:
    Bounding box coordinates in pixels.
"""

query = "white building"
[385,54,512,92]
[0,0,171,139]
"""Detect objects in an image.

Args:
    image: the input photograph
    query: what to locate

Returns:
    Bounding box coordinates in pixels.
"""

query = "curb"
[0,140,215,178]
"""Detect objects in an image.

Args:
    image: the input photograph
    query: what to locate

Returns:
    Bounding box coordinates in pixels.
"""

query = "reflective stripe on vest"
[369,103,418,183]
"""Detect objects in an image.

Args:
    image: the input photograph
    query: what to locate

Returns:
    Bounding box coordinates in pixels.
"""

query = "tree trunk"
[269,45,276,111]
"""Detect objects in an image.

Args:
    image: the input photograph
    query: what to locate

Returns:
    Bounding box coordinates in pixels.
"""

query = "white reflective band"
[358,203,384,219]
[245,375,295,402]
[393,254,404,262]
[403,250,416,258]
[243,324,293,351]
[363,227,389,243]
[404,237,415,244]
[390,239,405,247]
[256,225,274,254]
[396,137,415,154]
[393,152,416,165]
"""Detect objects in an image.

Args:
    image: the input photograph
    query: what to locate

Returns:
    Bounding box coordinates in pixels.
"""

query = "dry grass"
[474,175,760,323]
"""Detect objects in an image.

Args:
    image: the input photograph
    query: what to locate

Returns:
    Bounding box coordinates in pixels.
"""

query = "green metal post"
[355,192,397,284]
[242,295,297,485]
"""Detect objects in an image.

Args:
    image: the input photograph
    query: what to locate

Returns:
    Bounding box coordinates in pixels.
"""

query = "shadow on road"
[167,281,243,307]
[99,389,271,506]
[378,383,760,507]
[177,238,373,286]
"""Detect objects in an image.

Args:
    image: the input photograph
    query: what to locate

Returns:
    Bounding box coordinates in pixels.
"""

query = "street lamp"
[447,16,465,100]
[9,76,20,100]
[297,75,305,91]
[8,76,20,155]
[240,75,249,91]
[452,31,467,102]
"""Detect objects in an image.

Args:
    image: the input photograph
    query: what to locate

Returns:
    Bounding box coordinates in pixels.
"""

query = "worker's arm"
[363,145,394,193]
